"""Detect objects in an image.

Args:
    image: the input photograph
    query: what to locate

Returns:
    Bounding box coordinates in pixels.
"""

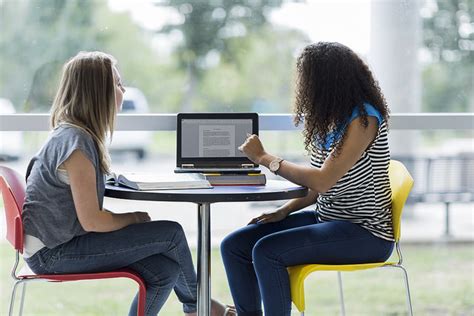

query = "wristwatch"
[269,157,284,174]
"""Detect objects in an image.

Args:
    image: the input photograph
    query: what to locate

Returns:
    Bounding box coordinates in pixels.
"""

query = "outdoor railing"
[0,113,473,131]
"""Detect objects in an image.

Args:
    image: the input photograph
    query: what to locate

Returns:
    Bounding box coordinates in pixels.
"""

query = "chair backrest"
[0,166,26,252]
[388,160,414,241]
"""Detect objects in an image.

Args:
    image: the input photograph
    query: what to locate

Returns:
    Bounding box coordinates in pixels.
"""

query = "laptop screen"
[177,113,258,168]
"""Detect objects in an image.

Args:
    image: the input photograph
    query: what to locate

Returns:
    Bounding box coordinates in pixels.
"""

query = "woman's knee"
[220,228,252,257]
[136,220,183,233]
[252,236,277,265]
[153,220,184,232]
[164,220,185,235]
[220,232,238,256]
[221,225,273,262]
[147,220,185,240]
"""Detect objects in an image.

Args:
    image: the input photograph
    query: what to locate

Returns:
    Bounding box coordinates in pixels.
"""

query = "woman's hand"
[132,211,151,224]
[238,134,267,164]
[248,208,288,225]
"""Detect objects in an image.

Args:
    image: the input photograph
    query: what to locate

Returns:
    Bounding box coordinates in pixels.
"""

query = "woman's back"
[311,103,393,240]
[23,125,104,249]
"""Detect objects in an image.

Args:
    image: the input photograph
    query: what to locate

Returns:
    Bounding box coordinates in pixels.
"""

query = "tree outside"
[0,0,472,114]
[421,0,473,112]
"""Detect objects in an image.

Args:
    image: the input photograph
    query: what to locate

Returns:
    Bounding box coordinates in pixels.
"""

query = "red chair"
[0,166,146,316]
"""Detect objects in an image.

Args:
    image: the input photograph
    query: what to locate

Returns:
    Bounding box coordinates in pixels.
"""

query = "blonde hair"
[50,51,118,173]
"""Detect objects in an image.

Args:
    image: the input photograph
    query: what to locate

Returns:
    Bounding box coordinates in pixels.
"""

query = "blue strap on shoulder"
[349,102,383,126]
[321,103,383,150]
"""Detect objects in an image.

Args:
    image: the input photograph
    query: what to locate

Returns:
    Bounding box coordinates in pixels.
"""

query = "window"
[1,0,472,115]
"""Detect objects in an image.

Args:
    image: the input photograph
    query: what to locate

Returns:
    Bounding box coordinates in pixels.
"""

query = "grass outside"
[1,242,473,316]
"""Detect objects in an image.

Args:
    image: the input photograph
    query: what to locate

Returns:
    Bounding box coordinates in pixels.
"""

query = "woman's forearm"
[259,154,330,193]
[81,211,137,232]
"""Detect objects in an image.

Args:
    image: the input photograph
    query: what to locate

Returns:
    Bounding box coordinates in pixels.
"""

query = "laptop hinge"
[182,164,195,168]
[241,164,256,168]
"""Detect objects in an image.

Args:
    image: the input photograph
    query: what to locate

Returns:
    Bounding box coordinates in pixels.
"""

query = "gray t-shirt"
[23,125,105,249]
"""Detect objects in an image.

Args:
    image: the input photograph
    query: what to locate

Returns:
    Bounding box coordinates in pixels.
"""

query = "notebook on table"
[174,112,261,174]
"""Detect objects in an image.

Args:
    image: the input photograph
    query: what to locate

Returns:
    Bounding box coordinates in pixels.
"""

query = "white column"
[369,0,421,157]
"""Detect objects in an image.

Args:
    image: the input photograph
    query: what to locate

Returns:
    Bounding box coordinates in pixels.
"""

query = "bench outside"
[394,154,474,236]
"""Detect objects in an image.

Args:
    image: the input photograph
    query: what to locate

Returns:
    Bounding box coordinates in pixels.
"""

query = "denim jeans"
[220,211,394,316]
[25,221,197,315]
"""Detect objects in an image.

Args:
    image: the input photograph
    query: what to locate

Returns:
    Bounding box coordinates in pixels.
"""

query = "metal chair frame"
[288,160,414,316]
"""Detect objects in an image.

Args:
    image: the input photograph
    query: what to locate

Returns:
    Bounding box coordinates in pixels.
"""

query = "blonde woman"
[22,51,233,316]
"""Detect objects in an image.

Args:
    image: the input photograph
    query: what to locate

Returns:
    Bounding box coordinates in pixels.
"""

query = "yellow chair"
[288,160,414,316]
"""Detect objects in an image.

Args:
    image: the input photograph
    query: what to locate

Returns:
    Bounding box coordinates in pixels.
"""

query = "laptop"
[175,112,261,174]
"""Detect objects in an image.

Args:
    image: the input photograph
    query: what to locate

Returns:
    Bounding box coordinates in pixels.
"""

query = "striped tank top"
[310,103,394,241]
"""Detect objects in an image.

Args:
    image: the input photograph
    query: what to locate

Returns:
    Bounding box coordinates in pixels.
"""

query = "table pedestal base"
[197,203,211,315]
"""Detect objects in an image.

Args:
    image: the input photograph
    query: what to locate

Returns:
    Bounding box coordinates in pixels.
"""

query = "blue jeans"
[220,211,394,316]
[25,221,197,315]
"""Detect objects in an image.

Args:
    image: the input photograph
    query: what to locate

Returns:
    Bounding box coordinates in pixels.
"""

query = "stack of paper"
[107,172,212,190]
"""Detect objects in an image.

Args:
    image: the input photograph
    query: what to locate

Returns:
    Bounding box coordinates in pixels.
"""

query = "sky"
[108,0,371,54]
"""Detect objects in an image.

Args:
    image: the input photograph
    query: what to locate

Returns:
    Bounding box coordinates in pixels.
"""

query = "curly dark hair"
[293,42,389,156]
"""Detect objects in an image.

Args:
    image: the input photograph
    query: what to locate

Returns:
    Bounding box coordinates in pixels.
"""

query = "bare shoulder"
[345,116,378,146]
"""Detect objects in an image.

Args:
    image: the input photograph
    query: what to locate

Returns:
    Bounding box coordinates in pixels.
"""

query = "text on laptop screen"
[181,119,252,158]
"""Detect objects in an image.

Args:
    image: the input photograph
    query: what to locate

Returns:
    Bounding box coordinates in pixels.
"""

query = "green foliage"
[0,0,179,113]
[422,0,473,63]
[93,4,186,112]
[197,26,308,112]
[156,0,285,75]
[0,0,103,112]
[421,0,474,112]
[155,0,294,111]
[422,62,472,112]
[2,0,470,114]
[0,0,301,113]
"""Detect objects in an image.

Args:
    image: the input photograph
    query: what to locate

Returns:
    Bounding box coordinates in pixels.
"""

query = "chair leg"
[392,265,414,316]
[9,280,23,316]
[337,272,346,316]
[19,282,27,316]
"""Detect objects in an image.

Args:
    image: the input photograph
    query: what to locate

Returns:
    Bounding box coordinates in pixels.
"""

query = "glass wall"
[0,1,473,314]
[1,0,472,157]
[1,0,472,115]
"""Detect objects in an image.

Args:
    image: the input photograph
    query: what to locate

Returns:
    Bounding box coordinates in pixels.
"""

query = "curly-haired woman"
[220,42,394,316]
